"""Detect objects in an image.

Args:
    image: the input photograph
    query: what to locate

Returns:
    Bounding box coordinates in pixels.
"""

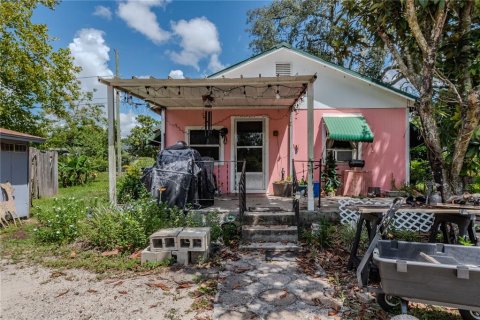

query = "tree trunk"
[416,49,454,200]
[449,89,480,194]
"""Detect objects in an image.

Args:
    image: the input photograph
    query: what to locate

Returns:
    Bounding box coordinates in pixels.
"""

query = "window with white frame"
[187,129,222,161]
[326,140,358,162]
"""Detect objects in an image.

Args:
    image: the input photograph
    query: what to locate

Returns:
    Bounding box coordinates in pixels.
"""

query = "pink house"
[101,44,415,209]
[166,44,413,191]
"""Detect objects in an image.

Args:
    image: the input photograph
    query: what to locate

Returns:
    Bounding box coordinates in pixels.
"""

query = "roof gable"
[209,43,416,101]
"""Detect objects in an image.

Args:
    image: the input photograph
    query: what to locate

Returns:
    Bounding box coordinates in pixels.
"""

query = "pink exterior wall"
[165,107,407,194]
[292,108,407,192]
[165,108,291,194]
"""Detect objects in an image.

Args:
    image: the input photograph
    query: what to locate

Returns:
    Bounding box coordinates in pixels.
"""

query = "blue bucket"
[313,181,320,197]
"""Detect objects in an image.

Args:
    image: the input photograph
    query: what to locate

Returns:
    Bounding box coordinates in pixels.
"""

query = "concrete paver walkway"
[213,251,343,320]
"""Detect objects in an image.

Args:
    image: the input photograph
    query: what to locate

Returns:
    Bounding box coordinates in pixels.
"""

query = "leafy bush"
[389,228,422,242]
[80,206,147,251]
[321,153,341,193]
[468,176,480,193]
[34,197,87,243]
[59,155,95,187]
[221,222,240,245]
[118,164,148,203]
[303,218,335,248]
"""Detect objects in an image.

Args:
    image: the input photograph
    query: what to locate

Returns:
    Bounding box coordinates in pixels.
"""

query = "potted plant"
[321,153,341,197]
[297,177,307,196]
[272,176,292,197]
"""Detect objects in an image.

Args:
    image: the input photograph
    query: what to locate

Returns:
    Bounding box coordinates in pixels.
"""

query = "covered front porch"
[100,75,318,210]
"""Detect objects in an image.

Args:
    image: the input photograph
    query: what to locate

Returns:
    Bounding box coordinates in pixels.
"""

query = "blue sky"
[33,0,269,135]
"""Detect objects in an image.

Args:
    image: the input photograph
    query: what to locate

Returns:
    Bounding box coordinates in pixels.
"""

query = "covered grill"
[142,142,216,209]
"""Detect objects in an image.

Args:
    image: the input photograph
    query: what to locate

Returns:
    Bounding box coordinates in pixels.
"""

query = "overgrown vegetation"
[58,155,96,187]
[303,218,335,248]
[1,172,227,275]
[321,152,341,194]
[117,163,148,203]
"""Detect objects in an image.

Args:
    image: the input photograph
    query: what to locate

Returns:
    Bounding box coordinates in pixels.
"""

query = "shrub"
[118,164,148,203]
[80,206,147,251]
[59,155,95,187]
[34,197,87,243]
[303,218,335,248]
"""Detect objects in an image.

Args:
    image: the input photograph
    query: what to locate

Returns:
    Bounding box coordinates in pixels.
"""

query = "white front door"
[233,118,267,192]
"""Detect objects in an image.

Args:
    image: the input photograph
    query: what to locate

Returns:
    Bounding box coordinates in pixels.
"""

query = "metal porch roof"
[323,116,374,142]
[98,75,316,111]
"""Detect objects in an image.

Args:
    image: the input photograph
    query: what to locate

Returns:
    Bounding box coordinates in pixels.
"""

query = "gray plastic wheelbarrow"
[357,199,480,320]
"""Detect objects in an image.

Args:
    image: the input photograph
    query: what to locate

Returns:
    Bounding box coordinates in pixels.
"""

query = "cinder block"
[172,250,189,266]
[190,250,209,264]
[141,246,172,264]
[149,227,183,252]
[177,227,211,252]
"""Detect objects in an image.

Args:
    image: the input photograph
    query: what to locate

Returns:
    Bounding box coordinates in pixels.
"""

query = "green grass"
[31,172,109,216]
[0,172,173,276]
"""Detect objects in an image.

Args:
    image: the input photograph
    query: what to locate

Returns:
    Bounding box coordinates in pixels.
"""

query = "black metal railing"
[238,160,247,224]
[292,159,300,233]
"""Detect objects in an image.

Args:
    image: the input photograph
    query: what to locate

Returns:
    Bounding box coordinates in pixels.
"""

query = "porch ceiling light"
[202,94,214,108]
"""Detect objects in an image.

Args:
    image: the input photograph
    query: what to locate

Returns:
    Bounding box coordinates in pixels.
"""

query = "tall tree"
[0,0,80,135]
[123,115,160,159]
[343,0,480,199]
[247,0,387,78]
[43,92,108,170]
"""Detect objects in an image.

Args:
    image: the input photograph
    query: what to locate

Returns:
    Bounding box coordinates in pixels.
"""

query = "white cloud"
[169,17,224,72]
[120,110,139,137]
[208,54,225,73]
[93,5,112,20]
[168,70,185,79]
[68,28,113,100]
[117,0,170,44]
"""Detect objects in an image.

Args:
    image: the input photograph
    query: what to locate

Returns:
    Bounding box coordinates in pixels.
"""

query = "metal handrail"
[238,160,247,224]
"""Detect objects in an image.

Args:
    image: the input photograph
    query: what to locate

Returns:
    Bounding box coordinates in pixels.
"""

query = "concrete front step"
[243,211,296,226]
[241,225,298,242]
[239,241,301,252]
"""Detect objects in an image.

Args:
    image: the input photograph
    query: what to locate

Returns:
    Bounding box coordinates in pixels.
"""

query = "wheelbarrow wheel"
[377,293,402,313]
[459,309,480,320]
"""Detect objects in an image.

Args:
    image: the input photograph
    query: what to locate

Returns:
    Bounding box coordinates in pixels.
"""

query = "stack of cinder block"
[141,227,182,264]
[141,227,210,265]
[175,227,211,265]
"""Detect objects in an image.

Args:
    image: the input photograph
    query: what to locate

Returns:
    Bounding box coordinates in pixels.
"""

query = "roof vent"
[276,63,291,76]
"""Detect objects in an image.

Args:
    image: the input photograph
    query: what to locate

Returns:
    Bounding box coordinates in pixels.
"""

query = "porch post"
[107,85,117,205]
[307,82,314,211]
[160,107,166,150]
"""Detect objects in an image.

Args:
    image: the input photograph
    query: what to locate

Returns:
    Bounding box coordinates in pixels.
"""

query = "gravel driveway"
[0,261,212,320]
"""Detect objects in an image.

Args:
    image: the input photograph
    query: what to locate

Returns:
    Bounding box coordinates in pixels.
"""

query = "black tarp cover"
[141,142,215,208]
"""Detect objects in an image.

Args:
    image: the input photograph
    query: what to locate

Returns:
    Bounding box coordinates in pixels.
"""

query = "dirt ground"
[0,261,213,320]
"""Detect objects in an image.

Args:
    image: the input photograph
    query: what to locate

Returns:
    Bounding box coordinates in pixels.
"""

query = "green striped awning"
[323,116,374,142]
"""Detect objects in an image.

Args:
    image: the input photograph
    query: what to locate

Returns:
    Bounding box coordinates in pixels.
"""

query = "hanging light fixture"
[275,85,281,100]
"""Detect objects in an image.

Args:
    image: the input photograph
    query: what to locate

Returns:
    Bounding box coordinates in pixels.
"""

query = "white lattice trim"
[338,198,434,232]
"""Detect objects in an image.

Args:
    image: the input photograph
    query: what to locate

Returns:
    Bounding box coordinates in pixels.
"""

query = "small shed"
[0,128,45,218]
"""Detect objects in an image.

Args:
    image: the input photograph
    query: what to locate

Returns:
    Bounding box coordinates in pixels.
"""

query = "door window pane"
[236,148,262,172]
[236,121,263,146]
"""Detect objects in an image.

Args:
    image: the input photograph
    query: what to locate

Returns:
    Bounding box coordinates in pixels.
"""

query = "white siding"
[213,48,410,109]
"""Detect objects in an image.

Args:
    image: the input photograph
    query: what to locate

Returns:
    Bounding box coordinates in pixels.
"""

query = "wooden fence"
[29,148,58,199]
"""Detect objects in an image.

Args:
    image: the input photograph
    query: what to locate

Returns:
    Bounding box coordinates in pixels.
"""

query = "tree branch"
[433,69,463,105]
[378,29,420,89]
[430,0,451,49]
[405,0,429,55]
